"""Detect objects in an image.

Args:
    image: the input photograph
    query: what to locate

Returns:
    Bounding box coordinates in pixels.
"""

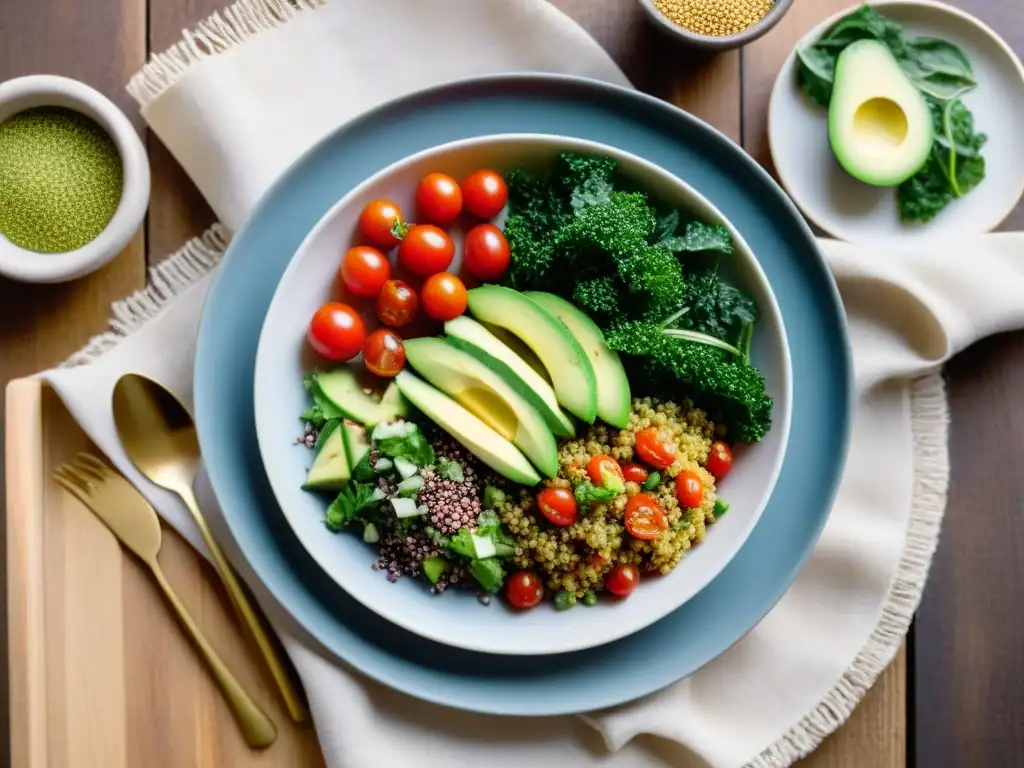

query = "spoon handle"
[179,487,310,724]
[149,561,278,748]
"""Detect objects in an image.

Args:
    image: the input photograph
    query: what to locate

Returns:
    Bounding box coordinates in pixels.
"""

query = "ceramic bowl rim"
[252,131,794,656]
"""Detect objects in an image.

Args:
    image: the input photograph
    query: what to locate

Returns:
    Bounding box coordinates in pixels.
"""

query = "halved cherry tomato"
[624,493,668,540]
[675,470,704,508]
[536,487,577,527]
[463,223,511,280]
[620,462,649,484]
[362,328,406,378]
[706,440,733,480]
[506,571,544,609]
[605,563,640,598]
[307,302,366,362]
[359,199,404,249]
[340,246,390,298]
[587,454,624,491]
[416,173,463,224]
[634,427,677,471]
[462,169,508,219]
[376,279,418,327]
[421,272,467,322]
[398,224,455,276]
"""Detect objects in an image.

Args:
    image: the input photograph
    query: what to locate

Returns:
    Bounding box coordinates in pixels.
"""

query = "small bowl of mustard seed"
[0,75,149,283]
[638,0,793,51]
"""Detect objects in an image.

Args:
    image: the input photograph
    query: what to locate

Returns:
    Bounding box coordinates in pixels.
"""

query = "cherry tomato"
[376,279,418,327]
[307,302,366,362]
[536,487,577,527]
[421,272,468,322]
[635,427,677,471]
[624,493,668,540]
[463,223,511,280]
[398,224,455,276]
[621,462,649,485]
[359,199,404,249]
[462,169,508,219]
[586,454,624,491]
[362,328,406,378]
[605,563,640,598]
[675,470,705,509]
[340,246,390,298]
[416,173,463,224]
[506,571,544,609]
[706,440,734,480]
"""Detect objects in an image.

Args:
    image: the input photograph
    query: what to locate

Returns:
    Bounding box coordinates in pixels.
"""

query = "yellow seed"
[652,0,773,37]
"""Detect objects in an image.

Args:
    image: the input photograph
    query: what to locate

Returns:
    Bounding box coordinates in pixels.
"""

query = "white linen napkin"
[31,1,1024,765]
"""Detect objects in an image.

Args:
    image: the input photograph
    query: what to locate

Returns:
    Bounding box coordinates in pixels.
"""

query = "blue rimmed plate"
[195,74,852,716]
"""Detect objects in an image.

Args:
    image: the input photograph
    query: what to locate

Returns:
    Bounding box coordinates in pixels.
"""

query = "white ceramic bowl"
[0,75,150,283]
[254,134,792,655]
[769,0,1024,247]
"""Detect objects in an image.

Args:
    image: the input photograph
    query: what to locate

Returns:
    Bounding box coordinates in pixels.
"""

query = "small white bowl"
[769,0,1024,247]
[0,75,150,283]
[253,134,793,656]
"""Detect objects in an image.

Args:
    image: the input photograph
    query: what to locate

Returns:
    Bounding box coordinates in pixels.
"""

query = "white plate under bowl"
[769,0,1024,247]
[253,133,792,656]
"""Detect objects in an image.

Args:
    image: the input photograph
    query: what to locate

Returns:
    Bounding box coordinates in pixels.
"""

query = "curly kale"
[605,322,772,443]
[498,151,772,442]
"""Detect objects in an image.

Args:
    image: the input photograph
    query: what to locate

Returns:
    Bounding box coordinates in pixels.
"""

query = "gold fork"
[52,453,278,749]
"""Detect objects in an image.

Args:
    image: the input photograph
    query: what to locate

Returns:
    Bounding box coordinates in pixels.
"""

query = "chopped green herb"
[574,480,621,507]
[436,456,465,482]
[641,472,662,491]
[482,485,506,510]
[324,481,380,533]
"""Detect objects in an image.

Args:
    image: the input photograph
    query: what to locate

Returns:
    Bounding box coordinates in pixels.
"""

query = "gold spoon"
[52,454,278,749]
[112,373,309,724]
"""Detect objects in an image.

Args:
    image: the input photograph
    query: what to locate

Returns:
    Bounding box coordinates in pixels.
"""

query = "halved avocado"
[828,39,934,187]
[466,286,598,423]
[303,419,350,491]
[524,292,631,428]
[444,316,575,438]
[315,366,406,426]
[394,371,540,486]
[404,337,558,477]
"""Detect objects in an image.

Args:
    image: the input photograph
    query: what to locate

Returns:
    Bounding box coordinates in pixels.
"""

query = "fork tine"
[60,464,98,489]
[71,456,106,483]
[75,453,112,476]
[52,465,83,489]
[52,470,92,506]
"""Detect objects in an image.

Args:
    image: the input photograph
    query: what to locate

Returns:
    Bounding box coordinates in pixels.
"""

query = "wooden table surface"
[1,0,1021,766]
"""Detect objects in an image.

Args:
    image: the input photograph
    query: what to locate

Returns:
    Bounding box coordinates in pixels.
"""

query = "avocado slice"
[525,292,631,428]
[828,39,934,187]
[342,421,370,468]
[315,366,406,426]
[465,286,598,423]
[394,371,541,486]
[444,316,575,438]
[404,337,558,477]
[303,419,350,491]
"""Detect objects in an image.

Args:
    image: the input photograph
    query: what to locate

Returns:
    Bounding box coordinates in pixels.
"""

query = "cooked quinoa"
[495,397,722,598]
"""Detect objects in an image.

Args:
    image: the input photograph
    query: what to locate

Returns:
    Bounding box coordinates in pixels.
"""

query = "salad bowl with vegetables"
[254,134,792,655]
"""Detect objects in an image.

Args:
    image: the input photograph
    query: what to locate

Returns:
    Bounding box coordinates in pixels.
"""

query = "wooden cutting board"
[5,378,325,768]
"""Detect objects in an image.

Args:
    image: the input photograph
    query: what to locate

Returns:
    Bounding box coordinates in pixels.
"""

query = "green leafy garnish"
[325,481,380,533]
[436,457,465,482]
[482,485,506,510]
[574,480,622,507]
[376,424,435,467]
[641,472,662,491]
[794,3,986,223]
[300,378,345,429]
